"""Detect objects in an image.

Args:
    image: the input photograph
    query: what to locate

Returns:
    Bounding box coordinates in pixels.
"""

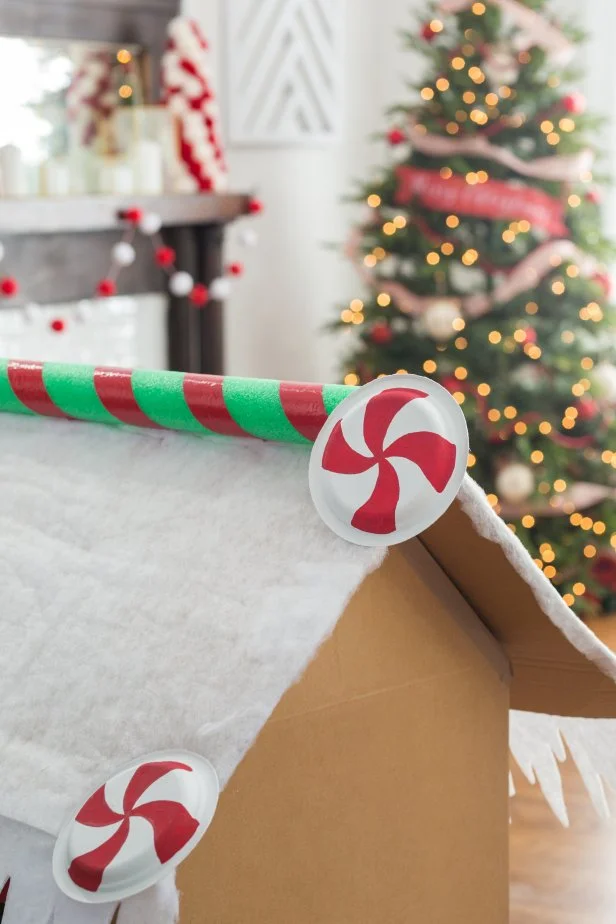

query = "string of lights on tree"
[333,0,616,615]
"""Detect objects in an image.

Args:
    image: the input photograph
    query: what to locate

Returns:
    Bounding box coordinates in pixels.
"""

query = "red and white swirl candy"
[310,375,468,546]
[161,18,227,193]
[53,750,219,903]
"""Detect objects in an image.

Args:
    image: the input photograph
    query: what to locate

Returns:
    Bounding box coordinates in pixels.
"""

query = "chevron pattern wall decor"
[225,0,343,145]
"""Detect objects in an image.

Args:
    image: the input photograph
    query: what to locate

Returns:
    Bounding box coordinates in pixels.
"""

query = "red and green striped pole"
[0,359,353,445]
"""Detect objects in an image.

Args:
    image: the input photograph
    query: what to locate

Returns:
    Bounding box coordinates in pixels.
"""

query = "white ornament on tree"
[209,277,232,300]
[111,241,136,267]
[483,45,520,87]
[496,463,535,504]
[169,271,194,297]
[593,362,616,402]
[449,261,486,295]
[423,299,462,341]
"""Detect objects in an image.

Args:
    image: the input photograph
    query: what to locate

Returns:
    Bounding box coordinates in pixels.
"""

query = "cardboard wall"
[178,543,511,923]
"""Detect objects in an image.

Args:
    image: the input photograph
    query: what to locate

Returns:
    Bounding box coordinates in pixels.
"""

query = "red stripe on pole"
[0,879,9,902]
[7,360,68,418]
[93,367,161,429]
[279,382,328,442]
[183,374,250,438]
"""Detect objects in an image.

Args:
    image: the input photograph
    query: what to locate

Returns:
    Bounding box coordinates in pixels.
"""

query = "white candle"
[98,160,134,195]
[133,140,164,195]
[43,160,71,197]
[0,145,28,197]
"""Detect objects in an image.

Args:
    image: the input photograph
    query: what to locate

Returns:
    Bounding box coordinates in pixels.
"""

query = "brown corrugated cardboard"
[179,542,510,923]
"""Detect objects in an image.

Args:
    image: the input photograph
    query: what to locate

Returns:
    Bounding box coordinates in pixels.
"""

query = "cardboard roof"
[421,476,616,720]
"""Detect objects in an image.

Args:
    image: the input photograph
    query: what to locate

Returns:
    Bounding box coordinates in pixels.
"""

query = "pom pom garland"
[138,212,163,235]
[169,271,195,297]
[155,246,177,268]
[190,283,209,306]
[111,242,136,267]
[50,318,66,333]
[209,277,232,301]
[227,262,243,277]
[96,279,117,298]
[0,276,18,297]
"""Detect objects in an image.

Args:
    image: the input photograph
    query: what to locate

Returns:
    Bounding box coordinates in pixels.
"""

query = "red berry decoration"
[520,326,537,344]
[369,321,393,345]
[96,279,117,298]
[421,22,438,41]
[561,92,585,115]
[190,284,209,307]
[50,318,65,333]
[0,276,18,297]
[120,207,143,224]
[155,246,176,268]
[387,127,406,146]
[574,397,599,421]
[592,271,612,297]
[247,197,264,215]
[227,262,243,277]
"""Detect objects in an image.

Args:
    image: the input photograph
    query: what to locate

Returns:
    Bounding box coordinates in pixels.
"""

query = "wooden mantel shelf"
[0,193,251,236]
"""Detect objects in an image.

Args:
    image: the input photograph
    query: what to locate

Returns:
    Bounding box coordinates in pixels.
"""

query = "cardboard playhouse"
[0,360,616,924]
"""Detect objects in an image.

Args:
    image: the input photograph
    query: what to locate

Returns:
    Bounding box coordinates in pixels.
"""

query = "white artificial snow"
[458,476,616,825]
[0,414,384,923]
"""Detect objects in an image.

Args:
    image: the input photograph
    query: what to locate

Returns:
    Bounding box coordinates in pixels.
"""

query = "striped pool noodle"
[0,360,353,445]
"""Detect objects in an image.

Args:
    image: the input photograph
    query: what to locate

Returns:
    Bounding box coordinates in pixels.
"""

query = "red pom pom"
[592,271,612,297]
[227,261,243,277]
[586,188,601,205]
[369,321,393,345]
[121,207,143,224]
[561,92,586,115]
[421,22,438,41]
[387,127,406,146]
[520,326,537,344]
[574,397,599,421]
[189,283,209,307]
[0,276,18,297]
[155,246,176,267]
[50,318,65,333]
[97,278,117,297]
[247,197,264,215]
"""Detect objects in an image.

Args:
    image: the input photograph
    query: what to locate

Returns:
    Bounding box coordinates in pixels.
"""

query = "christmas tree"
[334,0,616,617]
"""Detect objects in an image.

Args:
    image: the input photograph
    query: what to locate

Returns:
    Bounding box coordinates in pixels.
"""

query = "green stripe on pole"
[223,376,311,444]
[132,369,215,434]
[323,384,353,416]
[42,363,119,424]
[0,359,34,416]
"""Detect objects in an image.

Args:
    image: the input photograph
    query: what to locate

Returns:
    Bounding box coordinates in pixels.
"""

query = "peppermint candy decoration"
[66,50,116,147]
[161,18,227,193]
[53,751,219,903]
[309,375,468,546]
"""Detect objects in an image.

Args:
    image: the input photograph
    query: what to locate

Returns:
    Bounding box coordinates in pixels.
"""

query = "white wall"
[183,0,414,382]
[184,0,615,381]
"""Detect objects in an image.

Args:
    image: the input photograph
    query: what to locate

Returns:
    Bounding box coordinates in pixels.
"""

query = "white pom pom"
[495,463,534,504]
[138,212,163,236]
[169,271,194,297]
[209,277,232,301]
[111,241,136,267]
[423,299,462,341]
[238,228,258,248]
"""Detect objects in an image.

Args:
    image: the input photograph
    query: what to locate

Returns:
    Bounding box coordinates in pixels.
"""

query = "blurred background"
[0,0,615,919]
